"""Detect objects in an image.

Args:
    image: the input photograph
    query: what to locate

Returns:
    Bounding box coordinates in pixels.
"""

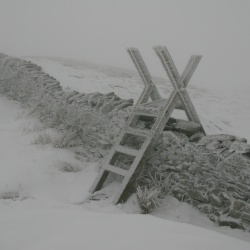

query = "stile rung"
[134,107,158,117]
[115,145,141,157]
[104,164,128,177]
[125,127,151,137]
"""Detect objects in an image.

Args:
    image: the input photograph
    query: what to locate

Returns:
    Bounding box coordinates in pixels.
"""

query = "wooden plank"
[104,164,128,176]
[89,169,109,193]
[115,145,140,157]
[154,46,203,127]
[181,55,202,87]
[127,48,161,101]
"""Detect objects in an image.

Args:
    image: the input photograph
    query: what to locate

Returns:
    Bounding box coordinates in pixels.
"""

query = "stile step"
[104,164,128,177]
[134,107,158,117]
[125,127,151,137]
[115,145,141,157]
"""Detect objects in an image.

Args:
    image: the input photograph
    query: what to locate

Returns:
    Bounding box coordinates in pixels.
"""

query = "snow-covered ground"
[1,57,250,249]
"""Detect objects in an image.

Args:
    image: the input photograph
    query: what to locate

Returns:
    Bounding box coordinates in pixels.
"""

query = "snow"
[1,58,250,249]
[1,208,249,250]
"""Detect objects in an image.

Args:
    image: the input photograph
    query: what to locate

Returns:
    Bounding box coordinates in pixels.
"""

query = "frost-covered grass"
[52,129,78,148]
[0,191,19,200]
[55,160,82,173]
[32,131,53,145]
[32,129,79,148]
[136,186,160,214]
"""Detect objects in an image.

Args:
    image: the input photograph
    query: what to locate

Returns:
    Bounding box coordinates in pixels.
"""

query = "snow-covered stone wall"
[142,131,250,230]
[0,53,133,158]
[0,53,250,231]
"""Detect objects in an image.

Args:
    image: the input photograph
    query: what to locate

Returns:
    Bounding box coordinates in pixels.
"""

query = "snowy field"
[0,57,250,249]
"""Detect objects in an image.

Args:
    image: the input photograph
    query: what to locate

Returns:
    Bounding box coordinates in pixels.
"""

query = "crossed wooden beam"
[127,46,205,133]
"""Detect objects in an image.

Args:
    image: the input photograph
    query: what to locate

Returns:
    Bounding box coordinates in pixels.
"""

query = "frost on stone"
[140,131,250,230]
[197,134,236,146]
[229,141,250,154]
[206,140,222,150]
[173,119,202,137]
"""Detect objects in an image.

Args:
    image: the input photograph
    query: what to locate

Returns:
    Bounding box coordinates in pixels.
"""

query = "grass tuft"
[52,129,78,148]
[55,161,82,173]
[0,191,20,200]
[32,132,53,145]
[136,186,160,214]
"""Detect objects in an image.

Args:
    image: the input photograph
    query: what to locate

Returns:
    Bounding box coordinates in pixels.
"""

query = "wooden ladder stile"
[89,46,205,204]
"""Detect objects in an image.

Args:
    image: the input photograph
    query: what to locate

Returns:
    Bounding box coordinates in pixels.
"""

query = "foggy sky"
[0,0,250,92]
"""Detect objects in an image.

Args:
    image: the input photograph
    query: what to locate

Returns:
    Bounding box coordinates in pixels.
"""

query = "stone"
[219,220,245,230]
[206,140,222,150]
[197,204,220,217]
[163,131,179,143]
[229,210,241,219]
[215,147,227,155]
[109,100,133,117]
[243,152,250,160]
[221,140,233,149]
[244,205,250,213]
[159,164,178,172]
[180,172,190,180]
[225,185,238,193]
[165,117,176,127]
[197,134,236,146]
[173,119,202,137]
[100,97,116,114]
[147,158,161,166]
[184,144,198,154]
[233,200,246,211]
[118,109,129,118]
[219,192,232,207]
[187,189,208,203]
[224,153,250,167]
[229,141,250,154]
[209,214,219,222]
[222,207,230,215]
[188,163,198,174]
[220,149,231,158]
[241,213,250,224]
[236,138,247,143]
[209,194,222,207]
[112,126,121,137]
[180,179,194,188]
[232,192,249,202]
[189,132,205,142]
[206,153,221,165]
[98,140,112,150]
[171,189,185,201]
[173,132,190,146]
[159,152,169,161]
[88,92,103,106]
[177,162,191,171]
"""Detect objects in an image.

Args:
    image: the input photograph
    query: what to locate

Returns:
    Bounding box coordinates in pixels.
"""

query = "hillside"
[0,55,250,249]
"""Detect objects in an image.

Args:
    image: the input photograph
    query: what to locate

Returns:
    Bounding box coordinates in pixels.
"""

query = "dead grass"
[55,161,82,173]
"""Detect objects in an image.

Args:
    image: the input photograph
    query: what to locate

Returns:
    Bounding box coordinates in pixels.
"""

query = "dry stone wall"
[0,53,133,159]
[0,53,250,231]
[141,130,250,230]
